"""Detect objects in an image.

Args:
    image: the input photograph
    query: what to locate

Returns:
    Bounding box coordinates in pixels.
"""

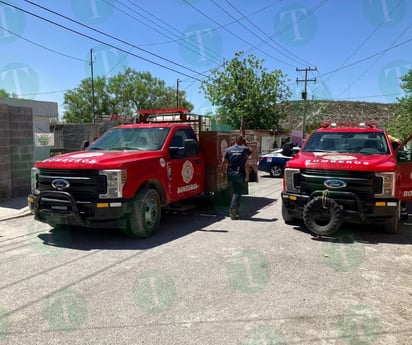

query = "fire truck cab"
[281,122,412,235]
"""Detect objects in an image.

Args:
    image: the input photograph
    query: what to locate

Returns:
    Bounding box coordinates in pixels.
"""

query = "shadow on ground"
[292,219,412,245]
[36,194,277,251]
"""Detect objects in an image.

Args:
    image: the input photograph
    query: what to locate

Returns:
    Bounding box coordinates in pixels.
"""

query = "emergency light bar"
[320,122,377,128]
[138,107,189,115]
[136,107,191,123]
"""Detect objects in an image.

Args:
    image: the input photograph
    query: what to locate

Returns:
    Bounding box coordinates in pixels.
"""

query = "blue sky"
[1,0,412,118]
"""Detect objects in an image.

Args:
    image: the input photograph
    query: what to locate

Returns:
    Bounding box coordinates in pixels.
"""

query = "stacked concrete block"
[0,104,33,200]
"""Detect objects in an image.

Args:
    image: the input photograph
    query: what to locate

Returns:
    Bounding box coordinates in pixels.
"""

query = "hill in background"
[281,100,397,131]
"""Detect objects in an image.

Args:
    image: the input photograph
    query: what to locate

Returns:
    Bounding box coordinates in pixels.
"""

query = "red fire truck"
[28,108,257,237]
[281,122,412,235]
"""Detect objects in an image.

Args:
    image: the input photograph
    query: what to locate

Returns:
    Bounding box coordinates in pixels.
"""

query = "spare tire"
[303,196,343,236]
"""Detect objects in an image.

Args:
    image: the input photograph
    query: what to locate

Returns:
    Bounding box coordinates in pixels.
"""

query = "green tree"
[0,89,10,97]
[385,69,412,140]
[200,52,291,130]
[107,69,190,112]
[63,77,111,123]
[63,67,193,123]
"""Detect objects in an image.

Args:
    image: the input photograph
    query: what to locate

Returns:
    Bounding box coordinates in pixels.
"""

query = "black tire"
[281,202,298,224]
[303,197,343,236]
[124,188,161,238]
[270,165,283,178]
[383,203,400,233]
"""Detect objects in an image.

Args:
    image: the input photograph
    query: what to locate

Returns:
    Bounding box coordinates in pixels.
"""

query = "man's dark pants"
[228,171,245,217]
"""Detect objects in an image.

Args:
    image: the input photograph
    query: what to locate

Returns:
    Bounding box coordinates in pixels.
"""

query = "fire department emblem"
[181,160,194,183]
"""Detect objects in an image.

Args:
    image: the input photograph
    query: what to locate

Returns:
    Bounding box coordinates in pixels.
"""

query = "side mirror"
[397,149,408,162]
[81,140,90,150]
[184,139,199,157]
[169,146,181,159]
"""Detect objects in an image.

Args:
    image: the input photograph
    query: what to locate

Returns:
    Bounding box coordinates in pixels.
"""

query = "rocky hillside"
[281,100,397,130]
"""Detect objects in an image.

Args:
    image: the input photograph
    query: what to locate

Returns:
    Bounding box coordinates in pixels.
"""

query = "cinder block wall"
[52,122,116,154]
[0,105,33,201]
[0,104,12,200]
[63,124,101,152]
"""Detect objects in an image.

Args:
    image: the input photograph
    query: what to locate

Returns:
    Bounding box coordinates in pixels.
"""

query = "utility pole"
[90,48,96,124]
[296,67,317,140]
[176,79,180,108]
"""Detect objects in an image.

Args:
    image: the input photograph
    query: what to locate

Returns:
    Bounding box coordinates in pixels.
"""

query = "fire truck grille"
[38,169,106,201]
[299,169,382,199]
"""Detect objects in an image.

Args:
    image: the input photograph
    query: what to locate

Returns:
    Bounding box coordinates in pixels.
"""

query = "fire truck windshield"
[88,127,170,151]
[302,131,390,154]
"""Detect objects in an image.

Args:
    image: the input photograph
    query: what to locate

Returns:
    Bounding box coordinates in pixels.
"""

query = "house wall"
[0,104,33,200]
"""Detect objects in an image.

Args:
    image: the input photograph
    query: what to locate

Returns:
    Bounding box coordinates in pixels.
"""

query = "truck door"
[167,129,204,202]
[397,134,412,201]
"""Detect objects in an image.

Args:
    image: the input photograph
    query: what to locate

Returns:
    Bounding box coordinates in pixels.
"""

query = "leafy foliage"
[200,52,291,131]
[62,67,193,123]
[384,69,412,140]
[0,89,10,97]
[0,89,18,98]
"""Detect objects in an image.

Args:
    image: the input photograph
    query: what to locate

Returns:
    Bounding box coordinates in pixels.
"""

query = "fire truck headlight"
[375,172,395,198]
[284,168,300,193]
[31,167,39,194]
[99,170,127,199]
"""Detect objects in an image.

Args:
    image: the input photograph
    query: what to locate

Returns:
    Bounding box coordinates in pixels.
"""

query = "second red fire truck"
[281,122,412,235]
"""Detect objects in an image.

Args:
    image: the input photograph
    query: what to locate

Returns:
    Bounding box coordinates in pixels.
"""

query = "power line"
[182,0,304,69]
[320,36,412,78]
[323,0,403,96]
[103,0,224,66]
[210,0,298,68]
[222,0,313,67]
[336,20,412,100]
[12,0,207,80]
[0,24,87,62]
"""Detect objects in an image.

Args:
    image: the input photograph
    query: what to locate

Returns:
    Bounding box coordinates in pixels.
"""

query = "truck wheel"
[382,205,400,234]
[125,188,161,238]
[270,165,283,178]
[282,202,298,224]
[303,197,343,236]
